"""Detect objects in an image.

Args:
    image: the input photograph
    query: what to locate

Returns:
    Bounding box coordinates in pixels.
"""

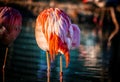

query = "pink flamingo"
[0,6,22,82]
[35,8,80,82]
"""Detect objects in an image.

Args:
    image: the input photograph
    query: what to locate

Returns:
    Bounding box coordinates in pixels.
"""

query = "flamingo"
[0,6,22,82]
[35,8,80,81]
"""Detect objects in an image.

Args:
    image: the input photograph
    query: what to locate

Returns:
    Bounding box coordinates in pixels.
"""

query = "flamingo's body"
[35,8,80,69]
[0,7,22,46]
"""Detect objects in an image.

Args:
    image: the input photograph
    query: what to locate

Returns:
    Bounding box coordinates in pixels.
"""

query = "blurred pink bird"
[0,6,22,82]
[0,7,22,46]
[35,8,80,80]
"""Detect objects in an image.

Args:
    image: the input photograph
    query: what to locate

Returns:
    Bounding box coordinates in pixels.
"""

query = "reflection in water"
[5,19,109,82]
[79,30,102,69]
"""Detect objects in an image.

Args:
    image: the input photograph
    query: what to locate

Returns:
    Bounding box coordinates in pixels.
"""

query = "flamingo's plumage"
[0,7,22,46]
[35,8,80,67]
[71,24,80,49]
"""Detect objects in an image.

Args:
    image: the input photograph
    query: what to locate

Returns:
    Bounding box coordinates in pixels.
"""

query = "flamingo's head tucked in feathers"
[35,8,80,68]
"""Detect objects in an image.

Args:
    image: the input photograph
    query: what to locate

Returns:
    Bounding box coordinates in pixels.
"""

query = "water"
[5,19,110,82]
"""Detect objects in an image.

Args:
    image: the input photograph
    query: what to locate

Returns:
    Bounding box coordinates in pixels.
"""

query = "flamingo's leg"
[46,51,50,82]
[2,47,8,82]
[60,55,63,82]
